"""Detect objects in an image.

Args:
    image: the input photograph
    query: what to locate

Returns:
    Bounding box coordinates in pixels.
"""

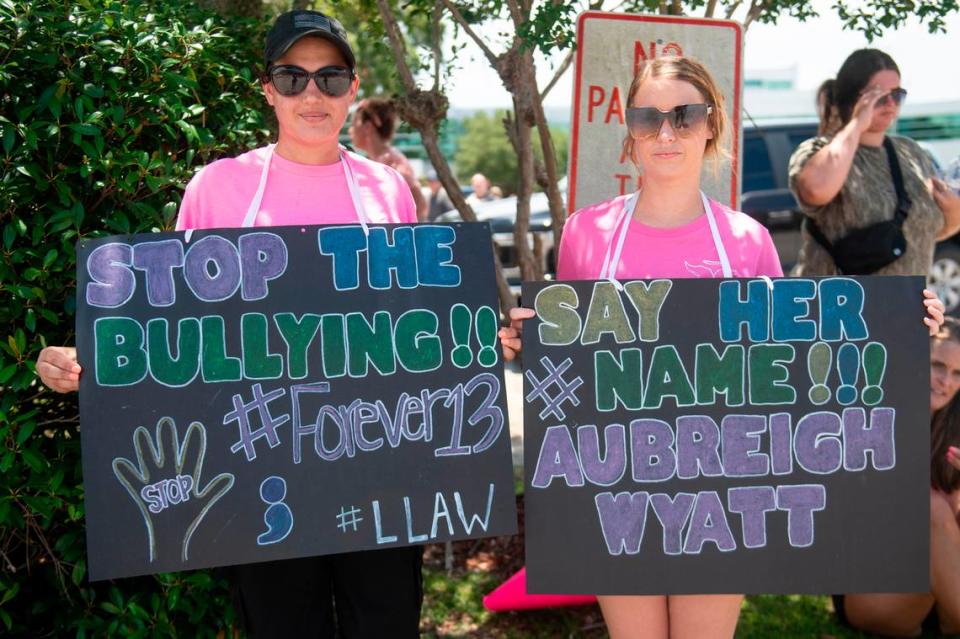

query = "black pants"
[227,546,424,638]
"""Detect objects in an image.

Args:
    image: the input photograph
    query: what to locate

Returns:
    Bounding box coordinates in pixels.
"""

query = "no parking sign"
[568,12,743,212]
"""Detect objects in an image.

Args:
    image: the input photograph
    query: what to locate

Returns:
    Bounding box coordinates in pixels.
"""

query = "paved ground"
[503,360,525,471]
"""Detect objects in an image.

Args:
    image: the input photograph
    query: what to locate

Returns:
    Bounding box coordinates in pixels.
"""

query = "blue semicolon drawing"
[257,475,293,545]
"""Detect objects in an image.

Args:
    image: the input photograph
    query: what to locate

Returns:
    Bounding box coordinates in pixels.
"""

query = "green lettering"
[200,316,241,382]
[321,314,346,378]
[395,310,441,372]
[582,282,636,345]
[241,313,283,379]
[695,343,745,406]
[95,317,147,386]
[147,318,200,386]
[595,348,643,411]
[535,284,581,345]
[644,345,695,408]
[623,280,672,341]
[748,344,796,404]
[275,313,321,379]
[347,311,396,376]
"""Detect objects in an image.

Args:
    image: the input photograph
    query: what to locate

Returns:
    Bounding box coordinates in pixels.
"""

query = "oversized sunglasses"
[873,88,908,107]
[266,65,354,97]
[625,103,713,139]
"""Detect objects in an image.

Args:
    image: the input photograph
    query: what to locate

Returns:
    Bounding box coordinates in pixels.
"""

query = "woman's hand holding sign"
[498,307,535,362]
[36,346,81,393]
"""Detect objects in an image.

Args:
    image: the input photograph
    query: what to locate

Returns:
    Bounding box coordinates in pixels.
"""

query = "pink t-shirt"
[557,194,783,280]
[175,146,416,230]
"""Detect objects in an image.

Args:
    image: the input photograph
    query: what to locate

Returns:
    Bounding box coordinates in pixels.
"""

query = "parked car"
[441,122,960,308]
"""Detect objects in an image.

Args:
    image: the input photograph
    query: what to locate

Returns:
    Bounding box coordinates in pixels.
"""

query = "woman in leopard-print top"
[788,48,960,277]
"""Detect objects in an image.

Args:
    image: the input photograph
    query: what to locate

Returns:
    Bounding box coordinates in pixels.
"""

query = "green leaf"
[0,581,18,605]
[72,559,86,586]
[83,83,104,98]
[15,421,36,446]
[69,123,100,137]
[20,448,44,471]
[2,125,13,154]
[0,364,17,384]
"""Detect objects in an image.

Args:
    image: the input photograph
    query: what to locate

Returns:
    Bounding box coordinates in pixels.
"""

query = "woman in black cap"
[36,9,424,638]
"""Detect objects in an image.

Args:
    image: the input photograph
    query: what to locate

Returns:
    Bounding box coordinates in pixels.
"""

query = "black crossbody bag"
[804,136,912,275]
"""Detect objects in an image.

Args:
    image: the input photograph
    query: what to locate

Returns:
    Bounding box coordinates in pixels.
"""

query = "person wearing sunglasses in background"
[34,10,422,639]
[789,48,960,277]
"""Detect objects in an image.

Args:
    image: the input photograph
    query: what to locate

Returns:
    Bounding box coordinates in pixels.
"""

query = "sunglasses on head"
[625,103,713,139]
[266,65,354,97]
[873,88,908,107]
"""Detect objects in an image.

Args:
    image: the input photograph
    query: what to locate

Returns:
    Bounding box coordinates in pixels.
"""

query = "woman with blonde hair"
[499,55,945,639]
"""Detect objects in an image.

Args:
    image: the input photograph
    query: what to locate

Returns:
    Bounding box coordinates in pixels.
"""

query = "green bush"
[0,0,271,634]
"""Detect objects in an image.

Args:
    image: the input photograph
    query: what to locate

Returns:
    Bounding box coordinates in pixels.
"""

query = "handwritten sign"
[76,223,517,581]
[523,277,928,594]
[569,12,743,212]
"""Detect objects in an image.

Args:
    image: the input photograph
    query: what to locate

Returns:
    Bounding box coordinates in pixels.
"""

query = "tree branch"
[431,1,442,92]
[375,0,417,89]
[505,0,527,27]
[743,0,768,31]
[725,0,743,19]
[705,0,718,17]
[440,0,501,69]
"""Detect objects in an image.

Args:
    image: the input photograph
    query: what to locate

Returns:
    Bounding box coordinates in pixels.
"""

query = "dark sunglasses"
[873,88,908,107]
[625,103,713,139]
[266,65,354,97]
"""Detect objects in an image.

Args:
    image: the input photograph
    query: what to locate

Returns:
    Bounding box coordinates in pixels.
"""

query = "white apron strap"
[599,190,733,281]
[701,191,733,278]
[242,144,275,228]
[340,149,370,236]
[599,191,638,288]
[240,145,370,234]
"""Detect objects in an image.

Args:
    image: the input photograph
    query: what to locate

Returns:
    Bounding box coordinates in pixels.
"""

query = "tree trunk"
[506,95,543,283]
[530,62,566,255]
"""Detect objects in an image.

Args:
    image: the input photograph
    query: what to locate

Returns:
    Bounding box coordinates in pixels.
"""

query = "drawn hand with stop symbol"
[112,417,235,564]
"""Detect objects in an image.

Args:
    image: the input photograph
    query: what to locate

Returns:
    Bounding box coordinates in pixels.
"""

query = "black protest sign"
[522,277,929,595]
[76,223,517,581]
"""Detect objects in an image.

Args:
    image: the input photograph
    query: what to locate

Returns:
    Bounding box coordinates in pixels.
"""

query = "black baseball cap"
[264,10,355,70]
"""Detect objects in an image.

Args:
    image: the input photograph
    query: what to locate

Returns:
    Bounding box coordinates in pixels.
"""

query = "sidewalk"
[504,359,525,471]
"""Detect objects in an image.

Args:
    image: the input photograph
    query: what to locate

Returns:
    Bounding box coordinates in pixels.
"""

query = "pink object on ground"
[483,568,597,611]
